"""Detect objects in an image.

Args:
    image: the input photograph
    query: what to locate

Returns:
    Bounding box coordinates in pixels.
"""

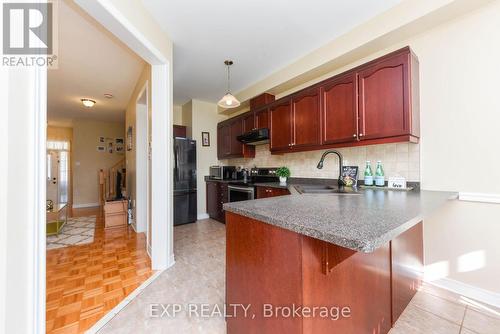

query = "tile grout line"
[412,303,464,327]
[458,305,467,334]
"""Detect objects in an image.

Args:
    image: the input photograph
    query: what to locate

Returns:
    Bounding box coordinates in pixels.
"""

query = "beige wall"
[181,100,193,138]
[183,100,227,217]
[227,1,500,294]
[173,105,183,125]
[72,120,125,207]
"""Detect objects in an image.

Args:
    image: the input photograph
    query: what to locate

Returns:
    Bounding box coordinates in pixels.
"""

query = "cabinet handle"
[353,134,357,138]
[359,133,364,137]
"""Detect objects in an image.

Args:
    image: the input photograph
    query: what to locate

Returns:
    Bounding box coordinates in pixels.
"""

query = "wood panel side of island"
[226,212,303,334]
[225,212,423,334]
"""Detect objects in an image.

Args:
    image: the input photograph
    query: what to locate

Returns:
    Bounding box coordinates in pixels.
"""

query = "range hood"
[237,128,269,145]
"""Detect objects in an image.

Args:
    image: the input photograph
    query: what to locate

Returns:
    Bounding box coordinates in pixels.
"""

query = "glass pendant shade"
[217,93,240,108]
[218,60,240,109]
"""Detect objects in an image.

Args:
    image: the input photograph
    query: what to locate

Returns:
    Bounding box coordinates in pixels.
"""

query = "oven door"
[228,185,255,202]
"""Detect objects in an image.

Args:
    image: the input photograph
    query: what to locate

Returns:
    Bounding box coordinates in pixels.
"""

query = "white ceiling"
[48,1,145,126]
[142,0,403,106]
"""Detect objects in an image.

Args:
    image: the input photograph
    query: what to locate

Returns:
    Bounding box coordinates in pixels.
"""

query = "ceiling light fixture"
[217,60,240,108]
[81,98,96,108]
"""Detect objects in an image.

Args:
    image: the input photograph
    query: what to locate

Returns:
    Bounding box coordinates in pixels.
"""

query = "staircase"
[99,158,126,205]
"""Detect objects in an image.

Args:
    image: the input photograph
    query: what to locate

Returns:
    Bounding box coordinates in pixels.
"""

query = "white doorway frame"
[30,1,175,333]
[135,82,149,238]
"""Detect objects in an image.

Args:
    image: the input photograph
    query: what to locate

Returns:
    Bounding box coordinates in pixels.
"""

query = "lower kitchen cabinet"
[256,186,290,199]
[206,181,228,223]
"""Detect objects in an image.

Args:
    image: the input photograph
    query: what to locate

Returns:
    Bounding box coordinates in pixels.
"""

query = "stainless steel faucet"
[316,150,345,187]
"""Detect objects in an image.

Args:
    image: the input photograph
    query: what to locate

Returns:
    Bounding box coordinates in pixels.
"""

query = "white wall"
[186,100,227,218]
[407,1,500,293]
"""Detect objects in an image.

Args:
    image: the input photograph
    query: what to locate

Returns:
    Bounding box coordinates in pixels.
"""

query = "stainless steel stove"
[227,167,280,203]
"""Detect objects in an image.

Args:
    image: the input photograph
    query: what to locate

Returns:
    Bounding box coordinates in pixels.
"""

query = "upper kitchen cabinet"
[217,123,231,158]
[255,107,269,129]
[292,87,321,149]
[357,47,420,141]
[321,72,358,145]
[229,118,244,155]
[242,112,256,132]
[217,117,256,159]
[269,99,293,151]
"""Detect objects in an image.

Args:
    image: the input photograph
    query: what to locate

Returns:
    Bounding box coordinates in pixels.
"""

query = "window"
[47,140,70,151]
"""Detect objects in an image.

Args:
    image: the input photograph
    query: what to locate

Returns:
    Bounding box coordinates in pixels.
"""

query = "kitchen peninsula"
[224,188,457,334]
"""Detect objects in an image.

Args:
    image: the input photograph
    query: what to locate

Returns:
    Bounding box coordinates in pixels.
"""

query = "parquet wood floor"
[46,207,153,334]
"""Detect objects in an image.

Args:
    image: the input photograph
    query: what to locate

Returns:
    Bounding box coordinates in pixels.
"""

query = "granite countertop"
[223,188,457,253]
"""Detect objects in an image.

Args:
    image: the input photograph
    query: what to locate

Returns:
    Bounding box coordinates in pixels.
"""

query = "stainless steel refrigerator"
[173,138,197,225]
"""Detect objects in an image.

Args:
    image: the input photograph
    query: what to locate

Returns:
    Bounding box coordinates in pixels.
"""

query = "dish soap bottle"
[364,161,374,186]
[375,161,385,187]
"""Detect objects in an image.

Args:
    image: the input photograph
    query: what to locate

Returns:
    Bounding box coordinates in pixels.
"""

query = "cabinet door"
[218,124,231,158]
[206,182,220,219]
[242,112,256,133]
[270,100,292,151]
[358,53,410,140]
[255,108,269,129]
[229,119,243,156]
[322,73,358,144]
[292,88,321,149]
[256,187,290,199]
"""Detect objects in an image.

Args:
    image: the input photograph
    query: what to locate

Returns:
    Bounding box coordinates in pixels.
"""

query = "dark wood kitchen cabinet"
[256,186,290,199]
[229,118,244,156]
[242,112,256,132]
[292,87,321,149]
[321,72,358,145]
[255,107,269,129]
[217,123,231,158]
[270,88,321,152]
[218,47,419,157]
[269,99,293,151]
[206,181,228,223]
[217,117,255,159]
[358,49,419,141]
[226,212,423,333]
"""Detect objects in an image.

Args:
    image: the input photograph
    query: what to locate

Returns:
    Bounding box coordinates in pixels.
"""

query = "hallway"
[46,207,153,333]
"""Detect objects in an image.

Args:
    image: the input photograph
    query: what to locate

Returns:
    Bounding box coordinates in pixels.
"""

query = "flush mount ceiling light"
[217,60,240,108]
[81,98,96,108]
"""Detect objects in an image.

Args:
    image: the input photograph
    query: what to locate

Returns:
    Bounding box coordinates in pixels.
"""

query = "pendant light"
[218,60,240,108]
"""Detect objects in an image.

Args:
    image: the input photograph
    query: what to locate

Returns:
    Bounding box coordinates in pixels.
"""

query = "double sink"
[293,184,361,195]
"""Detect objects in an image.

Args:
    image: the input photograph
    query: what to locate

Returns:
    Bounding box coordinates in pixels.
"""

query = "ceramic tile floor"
[97,219,500,334]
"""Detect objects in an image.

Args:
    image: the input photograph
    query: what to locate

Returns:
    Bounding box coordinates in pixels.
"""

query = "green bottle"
[375,161,385,187]
[364,161,374,186]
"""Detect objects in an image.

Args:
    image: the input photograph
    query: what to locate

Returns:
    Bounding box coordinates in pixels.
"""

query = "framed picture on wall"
[202,132,210,146]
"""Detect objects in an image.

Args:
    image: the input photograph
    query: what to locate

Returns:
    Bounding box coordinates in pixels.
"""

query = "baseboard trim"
[197,213,209,220]
[459,192,500,204]
[426,277,500,308]
[85,270,164,333]
[72,202,100,209]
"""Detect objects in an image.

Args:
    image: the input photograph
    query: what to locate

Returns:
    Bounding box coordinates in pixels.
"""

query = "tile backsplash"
[226,142,420,181]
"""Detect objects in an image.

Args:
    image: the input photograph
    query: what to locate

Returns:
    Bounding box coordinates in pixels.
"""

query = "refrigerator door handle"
[174,144,179,182]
